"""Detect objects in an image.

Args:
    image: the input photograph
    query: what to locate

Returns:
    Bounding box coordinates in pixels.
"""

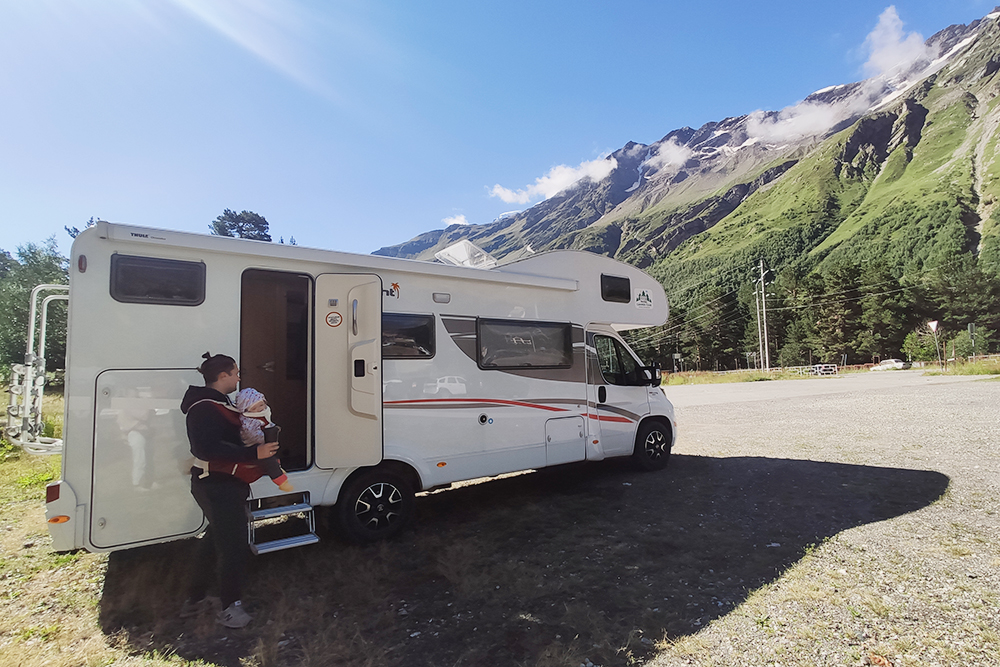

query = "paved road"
[661,369,989,408]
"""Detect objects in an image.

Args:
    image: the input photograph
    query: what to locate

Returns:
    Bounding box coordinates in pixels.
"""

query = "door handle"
[352,299,358,336]
[258,361,276,373]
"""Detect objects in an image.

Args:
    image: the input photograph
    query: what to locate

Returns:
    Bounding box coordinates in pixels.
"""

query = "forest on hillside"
[627,239,1000,371]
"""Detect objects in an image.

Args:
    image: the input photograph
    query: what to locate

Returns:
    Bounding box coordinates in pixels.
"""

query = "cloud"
[442,214,468,226]
[863,6,932,78]
[643,139,693,171]
[746,100,860,143]
[746,6,931,143]
[490,155,617,205]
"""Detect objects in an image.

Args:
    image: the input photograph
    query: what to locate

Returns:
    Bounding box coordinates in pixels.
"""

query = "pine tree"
[210,209,272,241]
[856,261,913,361]
[65,217,99,239]
[919,254,1000,332]
[810,262,862,363]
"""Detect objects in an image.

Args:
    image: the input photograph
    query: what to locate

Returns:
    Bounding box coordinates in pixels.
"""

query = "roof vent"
[434,240,498,269]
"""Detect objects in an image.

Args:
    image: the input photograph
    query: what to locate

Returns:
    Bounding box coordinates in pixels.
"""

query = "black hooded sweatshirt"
[180,385,258,464]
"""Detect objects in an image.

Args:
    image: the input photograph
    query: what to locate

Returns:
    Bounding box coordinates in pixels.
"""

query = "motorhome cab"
[41,222,676,554]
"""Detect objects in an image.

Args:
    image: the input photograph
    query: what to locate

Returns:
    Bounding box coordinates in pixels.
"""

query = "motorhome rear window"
[110,254,206,306]
[601,274,631,303]
[382,313,435,358]
[477,319,573,369]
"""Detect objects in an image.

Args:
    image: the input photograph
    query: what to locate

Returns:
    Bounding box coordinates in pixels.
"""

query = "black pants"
[189,473,250,608]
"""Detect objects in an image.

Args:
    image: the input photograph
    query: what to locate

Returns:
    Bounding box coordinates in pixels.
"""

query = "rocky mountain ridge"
[374,10,997,275]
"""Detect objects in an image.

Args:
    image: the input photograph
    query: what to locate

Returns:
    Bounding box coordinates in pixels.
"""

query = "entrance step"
[251,532,320,555]
[247,491,318,555]
[251,502,313,521]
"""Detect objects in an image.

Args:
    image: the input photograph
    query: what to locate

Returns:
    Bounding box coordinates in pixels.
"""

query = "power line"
[634,250,998,358]
[765,286,913,312]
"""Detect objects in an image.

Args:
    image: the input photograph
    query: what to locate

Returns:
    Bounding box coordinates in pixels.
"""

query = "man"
[180,352,279,628]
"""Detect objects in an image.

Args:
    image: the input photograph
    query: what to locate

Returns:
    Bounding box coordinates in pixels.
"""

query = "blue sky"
[0,1,993,257]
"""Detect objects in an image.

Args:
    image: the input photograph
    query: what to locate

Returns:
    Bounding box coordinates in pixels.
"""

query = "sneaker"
[216,600,252,628]
[179,596,219,619]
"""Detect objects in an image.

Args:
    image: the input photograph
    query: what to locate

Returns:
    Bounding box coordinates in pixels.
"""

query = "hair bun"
[202,351,212,360]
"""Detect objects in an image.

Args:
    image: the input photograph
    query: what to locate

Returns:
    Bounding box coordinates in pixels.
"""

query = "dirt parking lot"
[651,370,1000,666]
[29,371,1000,667]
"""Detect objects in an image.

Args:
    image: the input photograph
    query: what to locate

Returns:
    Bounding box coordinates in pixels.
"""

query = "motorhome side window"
[595,335,642,385]
[382,313,435,358]
[601,274,631,303]
[110,254,206,306]
[478,319,573,369]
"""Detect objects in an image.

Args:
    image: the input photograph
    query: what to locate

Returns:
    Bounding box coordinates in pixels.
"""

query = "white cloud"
[746,6,932,143]
[746,100,860,142]
[863,6,932,78]
[490,155,617,204]
[442,214,468,226]
[643,139,693,171]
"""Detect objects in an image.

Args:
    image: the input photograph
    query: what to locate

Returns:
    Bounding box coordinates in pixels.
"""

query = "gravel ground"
[21,371,993,667]
[648,371,1000,667]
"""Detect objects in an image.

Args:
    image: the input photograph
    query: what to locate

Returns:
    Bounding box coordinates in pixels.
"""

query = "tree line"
[627,251,1000,371]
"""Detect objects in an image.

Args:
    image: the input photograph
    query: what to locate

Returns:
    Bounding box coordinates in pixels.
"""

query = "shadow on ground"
[99,455,949,666]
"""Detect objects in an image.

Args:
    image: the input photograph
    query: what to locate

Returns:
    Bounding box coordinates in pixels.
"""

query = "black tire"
[632,420,672,471]
[336,468,415,543]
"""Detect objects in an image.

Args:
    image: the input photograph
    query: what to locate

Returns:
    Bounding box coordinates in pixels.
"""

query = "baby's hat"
[235,387,265,412]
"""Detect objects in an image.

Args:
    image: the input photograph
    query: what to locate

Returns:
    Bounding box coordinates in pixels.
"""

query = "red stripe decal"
[385,398,568,412]
[586,413,634,424]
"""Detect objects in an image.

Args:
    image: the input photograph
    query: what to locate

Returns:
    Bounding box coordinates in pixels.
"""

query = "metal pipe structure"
[6,285,69,455]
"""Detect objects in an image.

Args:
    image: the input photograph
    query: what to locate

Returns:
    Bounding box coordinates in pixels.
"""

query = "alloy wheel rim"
[644,430,667,459]
[355,482,403,530]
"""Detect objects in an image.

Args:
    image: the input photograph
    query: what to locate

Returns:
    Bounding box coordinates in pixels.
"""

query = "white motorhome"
[37,222,676,554]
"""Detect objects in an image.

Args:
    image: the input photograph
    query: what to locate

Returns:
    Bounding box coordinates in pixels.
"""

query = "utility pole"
[754,280,763,370]
[759,258,771,371]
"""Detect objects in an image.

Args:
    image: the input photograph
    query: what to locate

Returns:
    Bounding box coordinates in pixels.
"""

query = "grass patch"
[923,358,1000,376]
[663,369,821,385]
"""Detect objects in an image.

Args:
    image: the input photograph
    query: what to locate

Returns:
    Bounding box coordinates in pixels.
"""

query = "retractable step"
[247,491,318,555]
[251,502,313,521]
[251,532,320,555]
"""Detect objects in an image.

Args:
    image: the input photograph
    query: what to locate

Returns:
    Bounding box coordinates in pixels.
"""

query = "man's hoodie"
[180,385,257,464]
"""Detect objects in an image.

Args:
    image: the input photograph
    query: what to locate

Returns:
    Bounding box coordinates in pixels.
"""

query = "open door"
[90,368,205,549]
[314,274,383,469]
[240,270,310,471]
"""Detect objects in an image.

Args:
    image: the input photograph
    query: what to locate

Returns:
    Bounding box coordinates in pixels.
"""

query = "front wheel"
[335,468,416,543]
[632,421,672,471]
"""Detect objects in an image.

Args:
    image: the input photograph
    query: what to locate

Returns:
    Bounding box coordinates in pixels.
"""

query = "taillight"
[46,484,60,503]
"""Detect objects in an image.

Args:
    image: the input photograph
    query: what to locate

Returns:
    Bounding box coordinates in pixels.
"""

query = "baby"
[234,388,293,492]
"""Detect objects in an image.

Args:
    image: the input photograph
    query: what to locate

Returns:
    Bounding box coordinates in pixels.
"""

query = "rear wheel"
[336,468,415,542]
[632,420,672,471]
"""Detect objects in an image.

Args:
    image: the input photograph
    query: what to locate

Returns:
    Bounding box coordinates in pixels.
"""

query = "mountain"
[374,9,1000,368]
[376,11,995,265]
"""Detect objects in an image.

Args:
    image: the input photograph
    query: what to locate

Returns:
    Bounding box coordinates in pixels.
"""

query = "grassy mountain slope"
[647,17,1000,304]
[375,13,1000,316]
